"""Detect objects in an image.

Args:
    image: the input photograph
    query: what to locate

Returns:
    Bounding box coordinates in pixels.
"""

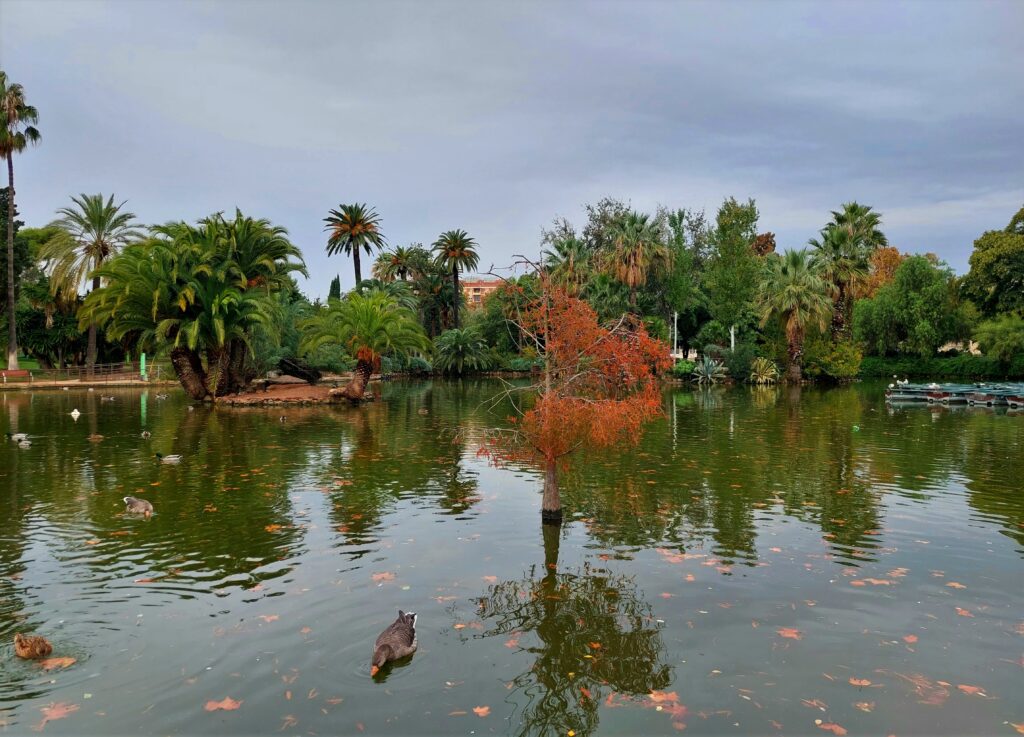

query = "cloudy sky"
[2,0,1021,297]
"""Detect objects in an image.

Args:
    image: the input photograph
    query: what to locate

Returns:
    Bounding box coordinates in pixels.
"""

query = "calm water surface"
[1,381,1021,736]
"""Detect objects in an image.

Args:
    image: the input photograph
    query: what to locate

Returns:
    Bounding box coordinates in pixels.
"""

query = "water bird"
[141,430,151,439]
[18,440,31,449]
[896,378,909,386]
[123,496,154,517]
[14,633,53,659]
[371,610,418,677]
[100,395,115,402]
[70,409,81,419]
[187,406,195,412]
[155,393,168,400]
[6,432,28,442]
[279,416,286,423]
[155,453,182,464]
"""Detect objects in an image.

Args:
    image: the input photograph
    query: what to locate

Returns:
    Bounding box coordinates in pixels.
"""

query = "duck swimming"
[70,409,81,419]
[123,496,154,517]
[155,453,182,464]
[371,610,418,676]
[6,432,28,442]
[14,633,53,659]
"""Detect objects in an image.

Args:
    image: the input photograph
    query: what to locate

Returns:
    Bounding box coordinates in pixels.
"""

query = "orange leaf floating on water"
[956,684,986,696]
[448,710,468,716]
[849,678,872,687]
[589,642,602,650]
[482,575,497,584]
[258,615,279,623]
[504,636,520,648]
[903,634,918,644]
[955,607,974,618]
[816,721,847,735]
[1009,723,1024,734]
[204,697,243,712]
[300,627,312,635]
[648,690,680,704]
[33,702,79,732]
[801,698,828,711]
[265,524,283,533]
[134,577,157,584]
[371,572,395,583]
[854,701,874,712]
[891,671,949,705]
[685,574,696,582]
[85,539,99,546]
[472,706,490,717]
[38,657,76,671]
[850,578,892,586]
[453,623,466,630]
[660,592,673,599]
[777,627,803,640]
[945,582,966,589]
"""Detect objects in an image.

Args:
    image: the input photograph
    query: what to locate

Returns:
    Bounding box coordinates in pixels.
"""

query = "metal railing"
[1,360,174,386]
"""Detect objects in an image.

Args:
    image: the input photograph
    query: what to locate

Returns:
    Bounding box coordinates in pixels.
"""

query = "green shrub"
[858,355,1019,379]
[507,356,543,372]
[805,338,862,382]
[670,360,696,378]
[749,356,779,384]
[723,342,757,381]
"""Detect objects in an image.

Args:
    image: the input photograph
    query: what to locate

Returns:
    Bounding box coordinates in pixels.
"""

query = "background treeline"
[3,191,1023,392]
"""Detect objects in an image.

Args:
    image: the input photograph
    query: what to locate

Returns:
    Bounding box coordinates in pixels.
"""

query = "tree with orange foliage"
[861,246,904,298]
[483,269,670,524]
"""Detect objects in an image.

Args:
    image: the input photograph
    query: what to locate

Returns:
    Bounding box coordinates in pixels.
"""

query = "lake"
[1,381,1021,735]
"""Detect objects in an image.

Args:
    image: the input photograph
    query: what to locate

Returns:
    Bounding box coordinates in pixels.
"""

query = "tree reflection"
[475,524,673,736]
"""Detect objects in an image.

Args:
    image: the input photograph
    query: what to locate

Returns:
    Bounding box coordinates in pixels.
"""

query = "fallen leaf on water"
[205,697,243,712]
[134,577,157,584]
[259,615,280,623]
[448,710,468,716]
[453,623,466,630]
[903,635,918,644]
[661,592,673,599]
[33,702,79,732]
[777,627,803,640]
[265,524,283,533]
[371,572,395,583]
[816,721,847,735]
[649,690,680,703]
[956,684,986,696]
[300,627,312,635]
[85,539,99,546]
[504,636,520,649]
[279,714,298,730]
[854,701,874,712]
[685,574,696,582]
[1009,722,1024,734]
[38,657,76,671]
[801,698,827,711]
[482,575,497,584]
[589,642,602,650]
[945,582,966,589]
[955,607,974,618]
[472,706,490,717]
[849,678,872,687]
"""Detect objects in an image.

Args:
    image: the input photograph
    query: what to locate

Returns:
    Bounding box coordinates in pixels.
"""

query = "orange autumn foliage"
[512,285,669,464]
[861,246,905,298]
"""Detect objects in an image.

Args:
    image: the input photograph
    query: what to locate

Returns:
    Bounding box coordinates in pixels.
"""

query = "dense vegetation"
[2,72,1022,388]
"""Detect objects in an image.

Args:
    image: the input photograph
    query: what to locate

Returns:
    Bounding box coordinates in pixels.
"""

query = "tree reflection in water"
[475,524,674,736]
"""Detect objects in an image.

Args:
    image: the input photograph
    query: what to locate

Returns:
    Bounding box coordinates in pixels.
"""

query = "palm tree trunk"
[336,358,373,402]
[353,248,362,287]
[541,456,562,524]
[787,330,804,383]
[85,276,102,375]
[452,265,460,330]
[6,154,18,371]
[170,346,210,400]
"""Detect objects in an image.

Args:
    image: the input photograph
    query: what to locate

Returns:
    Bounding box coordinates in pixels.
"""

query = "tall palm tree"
[1,72,41,370]
[324,203,385,287]
[602,211,669,310]
[299,291,428,401]
[831,202,888,255]
[432,229,479,330]
[757,249,833,383]
[41,194,141,372]
[808,226,868,338]
[543,235,591,294]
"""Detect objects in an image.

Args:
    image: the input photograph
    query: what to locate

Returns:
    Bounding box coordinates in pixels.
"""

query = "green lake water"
[1,381,1021,735]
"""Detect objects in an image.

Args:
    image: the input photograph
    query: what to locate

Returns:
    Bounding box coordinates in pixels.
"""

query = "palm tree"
[757,249,833,383]
[832,202,887,253]
[432,229,479,330]
[373,244,422,282]
[543,235,591,294]
[433,328,493,375]
[602,211,669,310]
[324,203,385,287]
[41,194,142,372]
[1,72,41,370]
[809,226,868,338]
[299,291,428,402]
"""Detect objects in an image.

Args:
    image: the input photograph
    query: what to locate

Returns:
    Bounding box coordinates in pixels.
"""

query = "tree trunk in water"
[787,336,804,383]
[353,248,362,287]
[6,154,19,371]
[170,346,210,400]
[452,265,460,330]
[541,456,562,524]
[541,516,561,569]
[215,340,250,396]
[85,276,100,375]
[337,358,372,402]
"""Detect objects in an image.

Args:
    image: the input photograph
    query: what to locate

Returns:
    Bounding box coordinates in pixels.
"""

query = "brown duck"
[14,633,53,659]
[123,496,154,517]
[370,610,417,676]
